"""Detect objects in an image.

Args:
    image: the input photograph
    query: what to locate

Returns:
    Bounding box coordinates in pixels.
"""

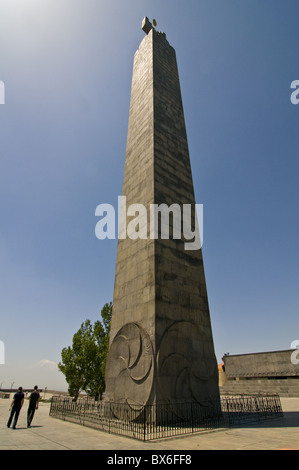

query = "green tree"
[58,302,112,400]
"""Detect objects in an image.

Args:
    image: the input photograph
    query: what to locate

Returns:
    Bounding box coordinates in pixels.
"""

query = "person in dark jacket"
[7,387,24,429]
[27,385,40,428]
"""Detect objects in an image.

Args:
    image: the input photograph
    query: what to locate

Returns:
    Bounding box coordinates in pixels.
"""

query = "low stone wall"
[220,378,299,397]
[223,350,299,379]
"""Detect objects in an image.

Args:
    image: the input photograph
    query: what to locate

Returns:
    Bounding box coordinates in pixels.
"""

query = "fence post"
[109,402,111,434]
[226,399,230,426]
[143,405,146,441]
[191,402,194,433]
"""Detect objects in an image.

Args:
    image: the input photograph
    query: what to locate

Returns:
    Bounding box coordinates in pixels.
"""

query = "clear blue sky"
[0,0,298,391]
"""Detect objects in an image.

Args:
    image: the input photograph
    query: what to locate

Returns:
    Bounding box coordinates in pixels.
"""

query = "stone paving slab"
[0,397,299,451]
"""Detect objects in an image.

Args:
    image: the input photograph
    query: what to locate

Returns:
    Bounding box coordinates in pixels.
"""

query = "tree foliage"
[58,302,112,400]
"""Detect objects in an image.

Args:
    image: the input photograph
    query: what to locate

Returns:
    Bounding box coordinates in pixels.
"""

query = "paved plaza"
[0,397,299,450]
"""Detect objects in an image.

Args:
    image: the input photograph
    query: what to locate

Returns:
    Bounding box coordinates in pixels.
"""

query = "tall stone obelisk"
[105,18,220,411]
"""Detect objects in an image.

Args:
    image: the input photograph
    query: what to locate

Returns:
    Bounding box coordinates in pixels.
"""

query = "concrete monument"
[105,18,220,413]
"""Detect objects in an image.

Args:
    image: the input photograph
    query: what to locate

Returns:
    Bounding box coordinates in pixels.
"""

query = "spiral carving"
[105,322,154,417]
[105,319,218,418]
[157,320,219,406]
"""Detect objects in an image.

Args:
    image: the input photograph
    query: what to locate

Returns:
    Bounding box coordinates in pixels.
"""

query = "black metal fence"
[49,394,283,441]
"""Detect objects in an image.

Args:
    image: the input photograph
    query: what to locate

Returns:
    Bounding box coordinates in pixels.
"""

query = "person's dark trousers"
[7,406,21,429]
[27,407,36,427]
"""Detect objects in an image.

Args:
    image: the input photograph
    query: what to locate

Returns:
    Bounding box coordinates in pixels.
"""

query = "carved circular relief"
[105,323,154,418]
[157,320,218,406]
